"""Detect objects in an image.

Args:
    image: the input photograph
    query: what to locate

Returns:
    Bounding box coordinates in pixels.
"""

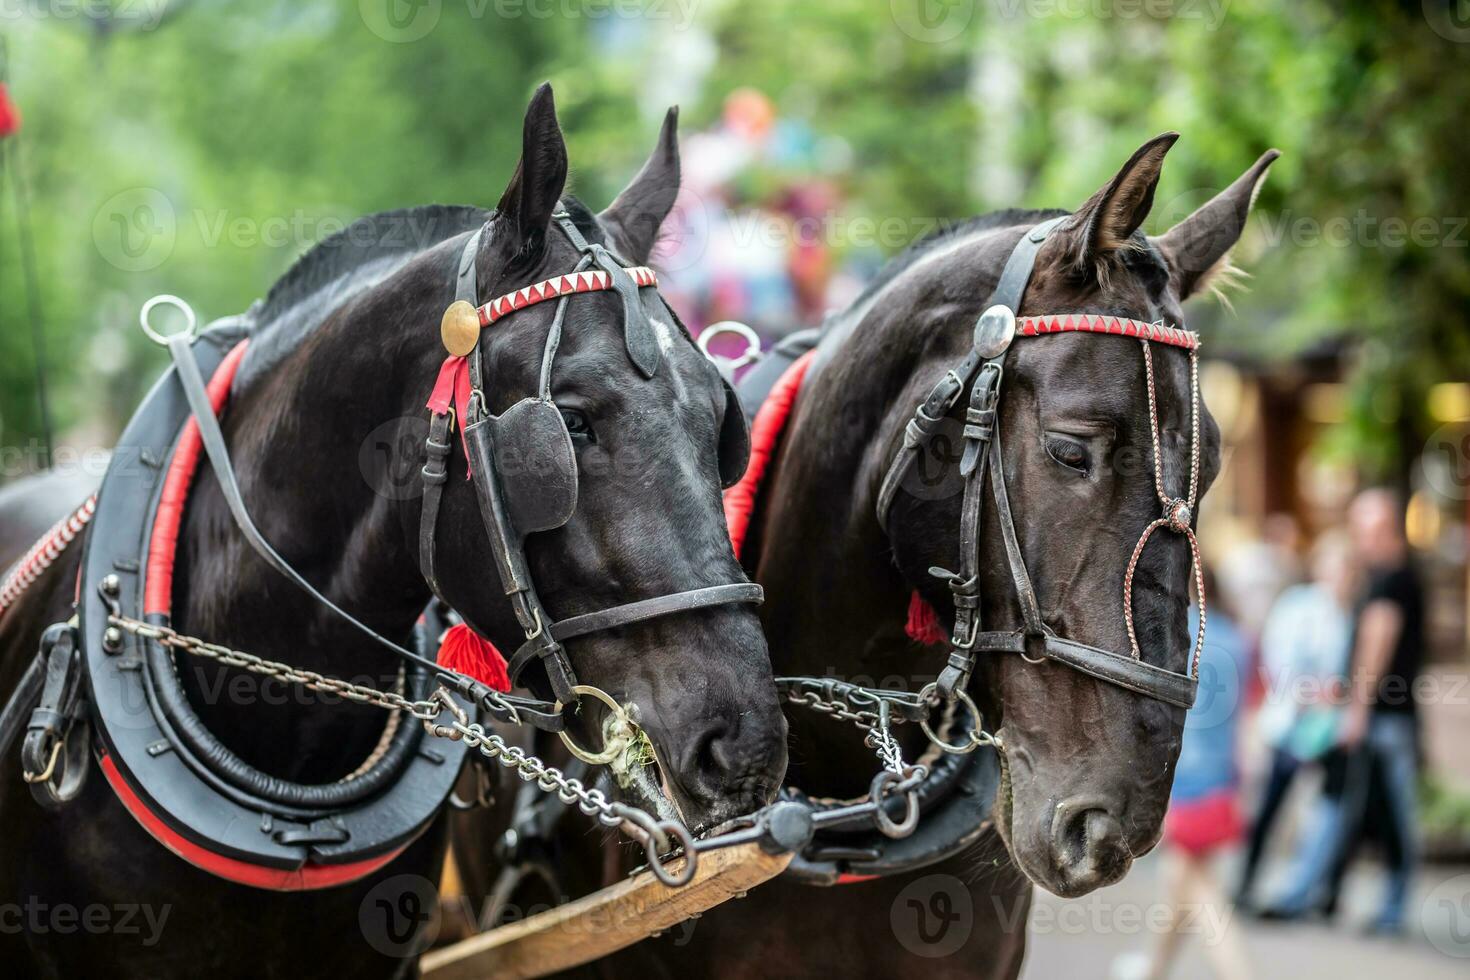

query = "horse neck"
[169,279,439,765]
[747,308,934,690]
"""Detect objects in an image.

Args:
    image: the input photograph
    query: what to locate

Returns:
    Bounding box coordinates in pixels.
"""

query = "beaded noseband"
[876,215,1206,712]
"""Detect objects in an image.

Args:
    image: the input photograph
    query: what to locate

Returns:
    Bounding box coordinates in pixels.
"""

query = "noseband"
[418,209,762,703]
[876,216,1205,711]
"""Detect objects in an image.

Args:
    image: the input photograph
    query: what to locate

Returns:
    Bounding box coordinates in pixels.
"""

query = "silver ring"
[917,682,989,755]
[697,321,761,371]
[139,294,198,346]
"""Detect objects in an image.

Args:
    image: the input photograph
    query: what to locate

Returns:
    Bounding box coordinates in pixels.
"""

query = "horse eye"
[560,409,594,441]
[1045,436,1090,474]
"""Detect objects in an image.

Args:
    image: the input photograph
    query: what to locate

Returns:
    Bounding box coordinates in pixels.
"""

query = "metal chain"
[108,614,442,719]
[106,611,699,885]
[864,700,910,777]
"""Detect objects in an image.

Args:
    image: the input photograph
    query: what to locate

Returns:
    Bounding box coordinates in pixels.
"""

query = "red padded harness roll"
[722,349,817,560]
[124,339,410,890]
[144,340,249,616]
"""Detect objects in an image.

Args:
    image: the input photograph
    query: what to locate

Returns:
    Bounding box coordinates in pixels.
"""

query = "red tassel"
[437,623,510,692]
[0,84,20,139]
[905,591,948,646]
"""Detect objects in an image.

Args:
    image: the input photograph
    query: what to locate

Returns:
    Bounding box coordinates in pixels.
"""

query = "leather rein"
[876,216,1206,715]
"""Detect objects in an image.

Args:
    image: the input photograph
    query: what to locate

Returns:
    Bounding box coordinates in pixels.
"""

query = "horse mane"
[236,199,606,387]
[844,208,1069,315]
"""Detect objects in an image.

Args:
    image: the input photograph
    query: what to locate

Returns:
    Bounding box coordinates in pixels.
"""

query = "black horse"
[0,85,786,977]
[475,135,1277,977]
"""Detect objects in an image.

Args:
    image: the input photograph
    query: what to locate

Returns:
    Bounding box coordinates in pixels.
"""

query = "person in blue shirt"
[1114,566,1252,980]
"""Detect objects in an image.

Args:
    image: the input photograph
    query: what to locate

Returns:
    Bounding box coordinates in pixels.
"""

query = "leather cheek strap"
[506,582,765,686]
[971,632,1197,710]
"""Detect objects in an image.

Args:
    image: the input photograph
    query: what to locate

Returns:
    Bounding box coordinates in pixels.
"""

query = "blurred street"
[1023,855,1470,979]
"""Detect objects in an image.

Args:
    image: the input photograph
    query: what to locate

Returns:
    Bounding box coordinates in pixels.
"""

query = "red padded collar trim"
[100,753,406,891]
[723,349,817,560]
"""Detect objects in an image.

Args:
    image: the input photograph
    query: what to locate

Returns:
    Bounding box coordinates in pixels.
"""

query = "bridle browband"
[418,208,762,704]
[876,216,1206,712]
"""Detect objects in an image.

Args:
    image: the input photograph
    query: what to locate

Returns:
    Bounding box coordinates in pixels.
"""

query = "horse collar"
[71,326,468,891]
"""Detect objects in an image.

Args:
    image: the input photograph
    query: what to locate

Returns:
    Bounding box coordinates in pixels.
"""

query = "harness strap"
[877,214,1204,711]
[419,410,453,602]
[422,211,764,706]
[968,631,1197,710]
[160,331,548,729]
[505,583,765,685]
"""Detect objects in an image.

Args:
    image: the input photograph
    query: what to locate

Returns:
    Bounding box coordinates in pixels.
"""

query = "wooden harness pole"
[421,842,791,979]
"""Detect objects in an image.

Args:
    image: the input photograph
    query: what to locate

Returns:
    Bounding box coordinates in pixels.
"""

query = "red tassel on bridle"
[905,591,948,646]
[436,623,510,692]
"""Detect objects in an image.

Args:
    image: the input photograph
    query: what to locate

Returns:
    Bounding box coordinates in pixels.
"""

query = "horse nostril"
[1053,802,1129,882]
[689,720,733,778]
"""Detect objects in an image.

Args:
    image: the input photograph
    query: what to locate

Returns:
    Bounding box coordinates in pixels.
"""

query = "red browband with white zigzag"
[1018,314,1200,350]
[477,266,658,326]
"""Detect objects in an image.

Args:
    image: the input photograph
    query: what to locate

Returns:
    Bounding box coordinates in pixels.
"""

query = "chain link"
[108,614,441,719]
[106,611,697,882]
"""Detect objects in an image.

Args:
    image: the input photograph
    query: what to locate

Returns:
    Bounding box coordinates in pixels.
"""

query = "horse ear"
[1155,149,1280,299]
[598,107,681,263]
[496,83,568,262]
[1065,133,1179,268]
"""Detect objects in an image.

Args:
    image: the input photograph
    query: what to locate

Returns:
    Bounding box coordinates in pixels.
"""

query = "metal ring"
[697,321,761,370]
[641,820,697,888]
[917,683,989,755]
[139,294,198,346]
[553,684,634,766]
[21,737,63,785]
[868,770,921,839]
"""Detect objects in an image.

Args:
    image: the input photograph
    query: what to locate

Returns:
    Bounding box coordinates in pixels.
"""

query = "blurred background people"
[1263,489,1425,933]
[1113,569,1252,980]
[1233,531,1356,910]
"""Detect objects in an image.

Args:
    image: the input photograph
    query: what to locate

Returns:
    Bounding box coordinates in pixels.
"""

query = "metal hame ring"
[697,320,761,373]
[139,294,199,346]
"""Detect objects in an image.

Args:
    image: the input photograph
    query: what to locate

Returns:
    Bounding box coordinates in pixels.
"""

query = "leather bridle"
[876,216,1205,712]
[418,209,762,704]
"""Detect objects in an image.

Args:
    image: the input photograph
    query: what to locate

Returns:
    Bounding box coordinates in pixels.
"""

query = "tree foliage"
[1,1,1465,480]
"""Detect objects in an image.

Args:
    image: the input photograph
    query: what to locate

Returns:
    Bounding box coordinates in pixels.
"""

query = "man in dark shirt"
[1336,489,1424,931]
[1265,489,1424,931]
